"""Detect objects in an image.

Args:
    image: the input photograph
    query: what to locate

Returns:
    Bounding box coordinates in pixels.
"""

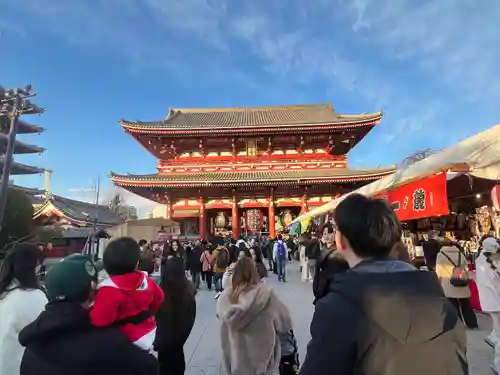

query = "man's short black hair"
[334,194,402,258]
[103,237,141,275]
[138,239,148,247]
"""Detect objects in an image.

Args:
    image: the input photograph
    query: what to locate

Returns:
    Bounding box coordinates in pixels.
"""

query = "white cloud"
[342,0,500,101]
[3,0,500,164]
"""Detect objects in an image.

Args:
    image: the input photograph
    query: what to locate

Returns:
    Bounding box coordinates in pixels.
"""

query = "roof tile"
[110,167,394,186]
[121,103,382,130]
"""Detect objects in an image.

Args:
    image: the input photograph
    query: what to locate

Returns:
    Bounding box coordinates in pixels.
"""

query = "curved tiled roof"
[35,195,121,226]
[121,103,382,132]
[110,167,395,188]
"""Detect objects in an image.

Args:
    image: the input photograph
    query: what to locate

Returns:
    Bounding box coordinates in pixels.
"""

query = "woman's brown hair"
[230,257,260,304]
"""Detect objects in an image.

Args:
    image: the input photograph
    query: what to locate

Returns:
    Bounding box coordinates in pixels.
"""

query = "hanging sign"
[376,173,449,221]
[491,185,500,211]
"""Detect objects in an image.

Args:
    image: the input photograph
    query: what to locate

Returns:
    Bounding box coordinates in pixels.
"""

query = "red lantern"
[492,185,500,211]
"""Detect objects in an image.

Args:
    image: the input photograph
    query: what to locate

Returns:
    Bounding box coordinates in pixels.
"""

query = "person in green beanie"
[18,254,158,375]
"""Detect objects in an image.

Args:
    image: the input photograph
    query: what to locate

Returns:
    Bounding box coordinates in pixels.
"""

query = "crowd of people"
[0,193,500,374]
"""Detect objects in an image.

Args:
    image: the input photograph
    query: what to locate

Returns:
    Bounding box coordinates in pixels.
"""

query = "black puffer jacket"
[313,249,349,303]
[19,302,158,375]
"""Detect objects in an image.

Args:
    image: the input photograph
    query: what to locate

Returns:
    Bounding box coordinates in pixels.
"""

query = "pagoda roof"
[0,157,44,175]
[0,133,45,154]
[34,195,122,226]
[17,120,44,134]
[110,167,395,188]
[10,184,45,195]
[120,103,382,134]
[0,119,44,135]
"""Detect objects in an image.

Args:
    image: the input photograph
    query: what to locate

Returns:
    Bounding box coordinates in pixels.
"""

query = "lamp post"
[0,85,43,223]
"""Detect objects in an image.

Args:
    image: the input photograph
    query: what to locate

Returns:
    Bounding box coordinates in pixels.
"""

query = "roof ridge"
[169,102,333,114]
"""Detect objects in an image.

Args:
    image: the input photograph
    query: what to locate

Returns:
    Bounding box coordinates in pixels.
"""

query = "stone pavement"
[183,262,494,375]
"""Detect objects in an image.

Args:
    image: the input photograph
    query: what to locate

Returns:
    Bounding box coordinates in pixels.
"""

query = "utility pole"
[93,176,101,261]
[0,85,43,223]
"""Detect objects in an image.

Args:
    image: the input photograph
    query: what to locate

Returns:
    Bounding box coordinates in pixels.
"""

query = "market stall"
[292,124,500,310]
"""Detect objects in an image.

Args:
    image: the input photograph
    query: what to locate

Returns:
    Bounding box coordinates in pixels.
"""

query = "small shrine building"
[110,103,394,239]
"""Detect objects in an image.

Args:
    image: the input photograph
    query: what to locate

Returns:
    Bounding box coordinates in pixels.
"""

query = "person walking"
[187,241,203,290]
[301,194,467,375]
[217,257,292,375]
[155,257,196,375]
[213,245,230,299]
[200,246,215,290]
[436,238,478,329]
[475,236,500,373]
[273,235,288,282]
[312,223,349,303]
[305,234,321,282]
[0,244,48,375]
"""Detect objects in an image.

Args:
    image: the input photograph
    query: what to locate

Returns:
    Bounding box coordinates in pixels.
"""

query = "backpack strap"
[440,251,458,267]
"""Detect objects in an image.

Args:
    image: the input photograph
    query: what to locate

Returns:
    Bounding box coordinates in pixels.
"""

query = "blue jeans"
[214,272,224,292]
[276,259,287,282]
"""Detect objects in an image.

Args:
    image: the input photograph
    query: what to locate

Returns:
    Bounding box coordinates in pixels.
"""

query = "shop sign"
[376,173,449,221]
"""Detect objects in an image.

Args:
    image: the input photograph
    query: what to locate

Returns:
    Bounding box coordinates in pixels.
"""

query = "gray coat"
[217,283,292,375]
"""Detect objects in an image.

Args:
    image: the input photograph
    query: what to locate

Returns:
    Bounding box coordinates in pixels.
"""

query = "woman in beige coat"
[217,257,292,375]
[436,238,478,329]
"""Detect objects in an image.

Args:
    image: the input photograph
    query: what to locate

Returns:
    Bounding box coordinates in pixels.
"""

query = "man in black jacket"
[19,254,159,375]
[301,194,468,375]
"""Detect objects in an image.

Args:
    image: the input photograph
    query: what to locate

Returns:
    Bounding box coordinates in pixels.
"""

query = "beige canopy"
[291,123,500,225]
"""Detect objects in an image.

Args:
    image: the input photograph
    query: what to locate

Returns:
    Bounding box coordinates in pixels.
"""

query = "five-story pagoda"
[111,103,394,239]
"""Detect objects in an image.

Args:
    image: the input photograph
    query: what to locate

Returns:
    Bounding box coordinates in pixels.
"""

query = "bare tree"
[400,148,437,168]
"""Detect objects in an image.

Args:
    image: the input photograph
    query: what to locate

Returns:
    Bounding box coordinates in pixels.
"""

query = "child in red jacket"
[90,237,164,351]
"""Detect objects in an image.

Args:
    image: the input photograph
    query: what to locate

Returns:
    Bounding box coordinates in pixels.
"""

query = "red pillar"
[199,197,206,240]
[300,192,309,214]
[165,198,172,219]
[268,188,276,238]
[232,194,240,239]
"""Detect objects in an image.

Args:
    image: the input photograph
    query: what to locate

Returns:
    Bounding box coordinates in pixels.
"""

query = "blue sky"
[1,0,500,214]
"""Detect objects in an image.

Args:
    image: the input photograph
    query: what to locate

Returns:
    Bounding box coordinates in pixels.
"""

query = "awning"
[291,123,500,224]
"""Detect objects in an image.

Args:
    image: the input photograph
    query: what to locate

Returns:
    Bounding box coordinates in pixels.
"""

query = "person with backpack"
[273,234,289,282]
[436,237,478,329]
[213,245,230,299]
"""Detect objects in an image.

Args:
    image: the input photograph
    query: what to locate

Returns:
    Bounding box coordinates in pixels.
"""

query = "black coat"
[305,239,321,260]
[155,285,196,351]
[312,249,349,303]
[301,260,468,375]
[187,245,203,272]
[19,302,159,375]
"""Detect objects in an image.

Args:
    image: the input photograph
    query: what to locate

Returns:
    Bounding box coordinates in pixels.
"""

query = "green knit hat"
[45,254,98,302]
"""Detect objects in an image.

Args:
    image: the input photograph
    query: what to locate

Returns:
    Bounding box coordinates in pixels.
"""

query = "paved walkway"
[183,263,494,375]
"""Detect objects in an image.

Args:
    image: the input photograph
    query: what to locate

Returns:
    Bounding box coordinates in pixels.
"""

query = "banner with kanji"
[376,173,449,221]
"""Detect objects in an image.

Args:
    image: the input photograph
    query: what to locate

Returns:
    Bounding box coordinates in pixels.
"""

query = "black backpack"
[441,250,469,287]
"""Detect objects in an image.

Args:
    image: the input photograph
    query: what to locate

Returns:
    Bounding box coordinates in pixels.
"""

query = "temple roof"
[34,195,121,226]
[0,157,44,175]
[121,103,382,134]
[110,167,395,188]
[17,120,44,134]
[0,133,45,154]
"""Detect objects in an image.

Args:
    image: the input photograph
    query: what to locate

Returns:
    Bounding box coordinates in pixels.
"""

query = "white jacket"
[476,253,500,312]
[0,284,47,375]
